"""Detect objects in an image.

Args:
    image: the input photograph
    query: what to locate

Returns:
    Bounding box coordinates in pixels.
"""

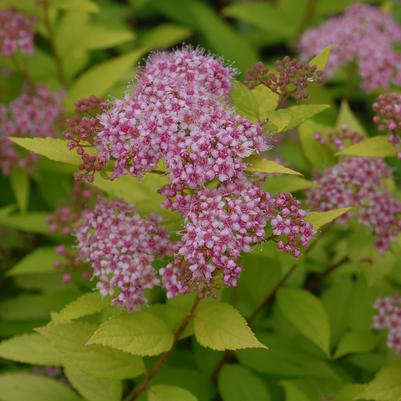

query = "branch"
[127,295,201,401]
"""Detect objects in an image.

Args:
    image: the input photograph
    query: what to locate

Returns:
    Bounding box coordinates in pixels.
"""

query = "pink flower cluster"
[246,57,323,102]
[308,129,401,251]
[314,126,364,151]
[0,85,63,175]
[299,4,401,91]
[53,245,89,284]
[0,8,35,57]
[160,179,315,298]
[373,296,401,355]
[373,93,401,159]
[75,199,172,310]
[97,47,267,188]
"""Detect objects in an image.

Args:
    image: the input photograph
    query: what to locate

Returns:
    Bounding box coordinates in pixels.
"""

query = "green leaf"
[356,366,401,401]
[65,49,145,111]
[53,292,107,323]
[280,380,311,401]
[336,136,397,158]
[87,310,174,356]
[10,168,29,212]
[336,100,367,135]
[7,247,59,276]
[266,104,330,133]
[37,322,145,379]
[51,0,99,13]
[252,85,279,117]
[298,120,335,170]
[308,45,332,72]
[262,176,317,193]
[0,372,81,401]
[245,155,303,176]
[277,288,331,356]
[223,3,297,39]
[0,212,49,234]
[148,385,197,401]
[218,364,271,401]
[194,299,266,351]
[306,207,352,230]
[0,333,61,366]
[334,331,379,359]
[10,137,90,166]
[236,333,339,380]
[64,366,122,401]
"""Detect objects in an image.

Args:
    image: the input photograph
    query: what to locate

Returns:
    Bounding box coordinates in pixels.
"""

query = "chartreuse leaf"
[334,331,379,359]
[337,136,397,158]
[0,333,61,366]
[308,45,332,71]
[280,380,311,401]
[245,155,303,176]
[218,364,271,401]
[277,288,331,356]
[194,299,266,351]
[140,24,192,51]
[37,322,145,379]
[266,104,330,133]
[231,82,278,122]
[10,168,29,212]
[148,385,197,401]
[263,176,317,193]
[336,100,367,135]
[53,292,107,323]
[65,49,145,110]
[64,366,121,401]
[7,247,59,276]
[87,310,174,356]
[0,212,49,234]
[50,0,99,13]
[336,384,366,401]
[9,137,89,166]
[0,372,81,401]
[356,365,401,401]
[306,207,352,230]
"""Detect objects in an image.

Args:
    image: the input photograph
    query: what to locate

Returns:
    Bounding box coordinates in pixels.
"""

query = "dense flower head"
[373,295,401,355]
[372,92,401,159]
[0,85,63,175]
[299,4,401,91]
[246,57,323,102]
[64,96,108,182]
[0,8,35,57]
[75,199,172,310]
[160,179,315,298]
[308,131,401,251]
[97,47,267,187]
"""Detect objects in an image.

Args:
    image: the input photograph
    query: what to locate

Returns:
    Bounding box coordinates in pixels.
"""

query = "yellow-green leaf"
[148,385,197,401]
[336,100,367,135]
[245,155,303,176]
[263,176,317,193]
[306,207,352,230]
[194,299,266,351]
[308,45,332,71]
[0,333,61,366]
[10,137,91,166]
[252,85,279,117]
[87,311,174,356]
[0,212,49,234]
[53,293,107,323]
[65,49,145,111]
[336,136,397,158]
[334,331,379,359]
[50,0,99,13]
